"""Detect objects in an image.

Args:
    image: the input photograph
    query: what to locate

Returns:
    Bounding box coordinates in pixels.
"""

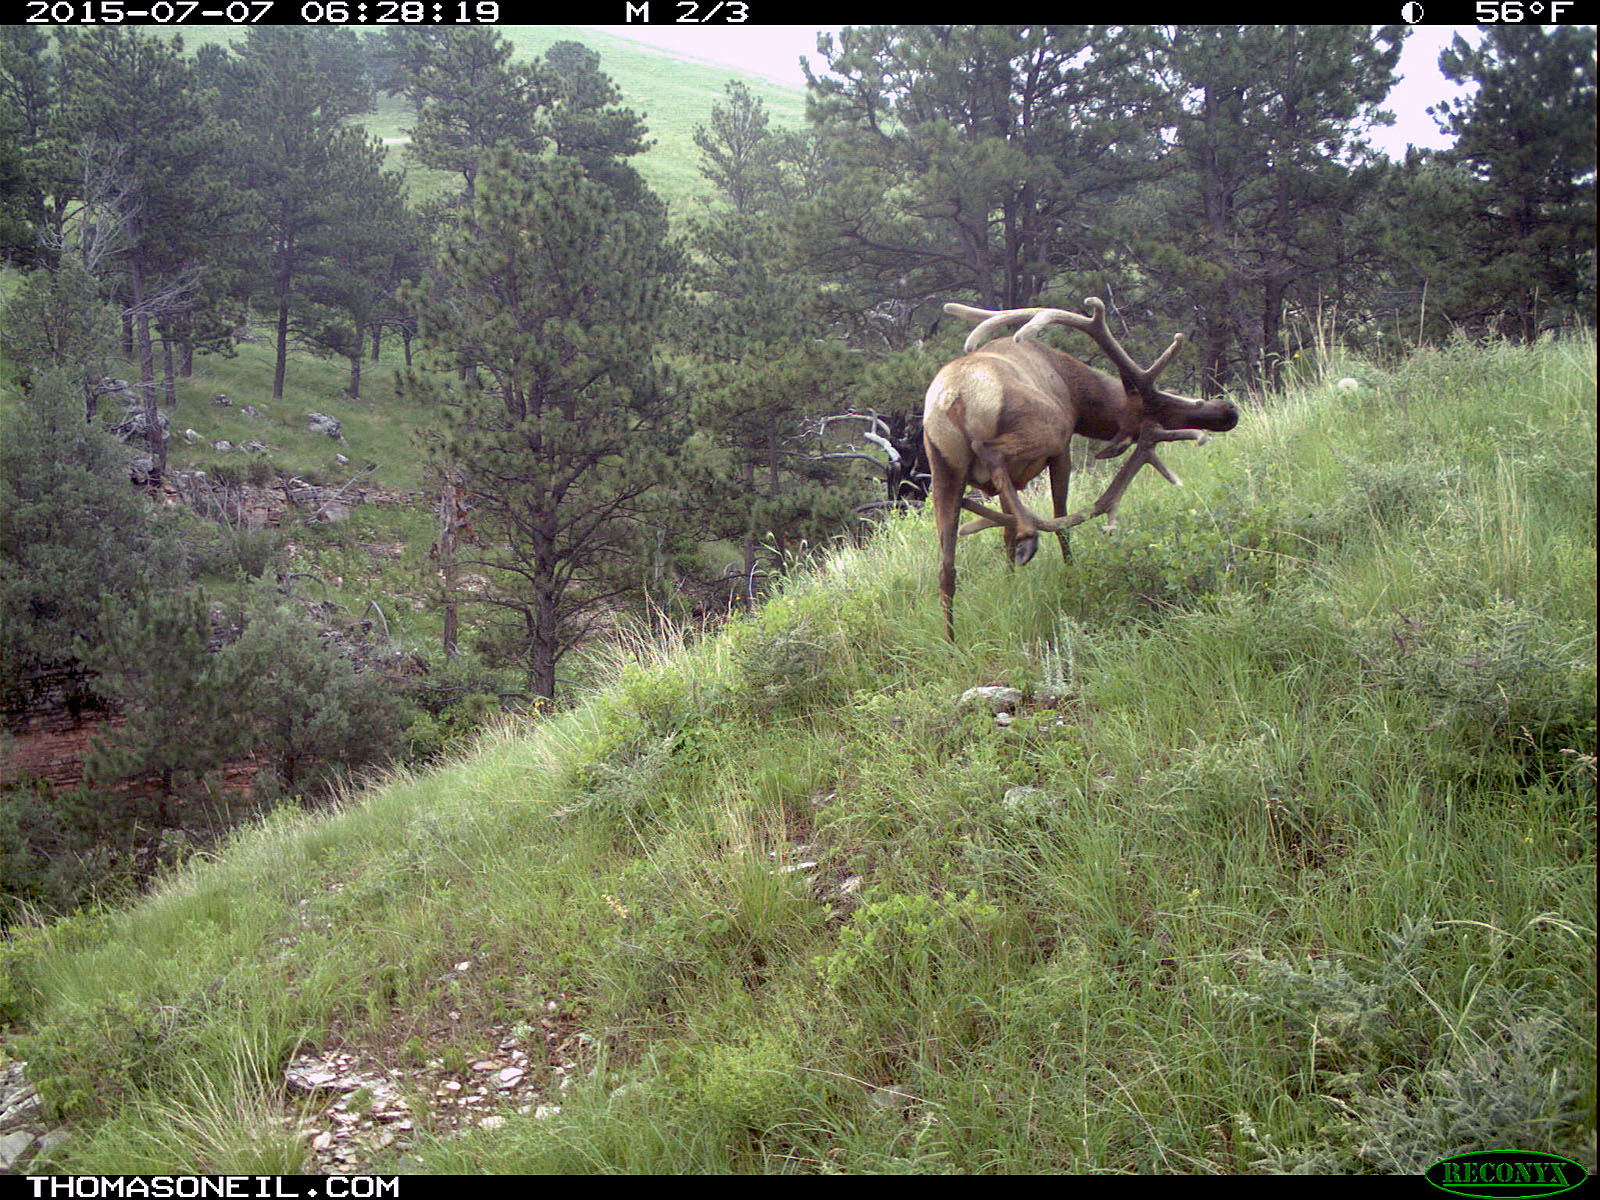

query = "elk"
[923,297,1240,641]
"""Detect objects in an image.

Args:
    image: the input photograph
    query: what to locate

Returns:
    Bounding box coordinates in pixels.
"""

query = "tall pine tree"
[1429,27,1596,337]
[1140,25,1405,389]
[412,152,684,700]
[55,28,221,482]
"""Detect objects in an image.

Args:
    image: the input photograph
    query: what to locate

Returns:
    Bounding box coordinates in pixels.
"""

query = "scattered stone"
[1032,683,1074,708]
[1001,786,1061,816]
[213,440,232,452]
[0,1130,36,1172]
[110,396,169,447]
[306,412,344,439]
[0,1060,66,1172]
[956,685,1024,715]
[867,1085,915,1112]
[284,1023,580,1175]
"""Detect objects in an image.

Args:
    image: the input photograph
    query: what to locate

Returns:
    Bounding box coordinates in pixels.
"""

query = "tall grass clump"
[2,334,1592,1174]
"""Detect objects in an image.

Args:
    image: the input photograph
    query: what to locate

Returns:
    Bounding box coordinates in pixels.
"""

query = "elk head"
[922,297,1239,641]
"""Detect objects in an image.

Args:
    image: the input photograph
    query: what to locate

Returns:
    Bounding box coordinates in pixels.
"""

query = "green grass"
[2,335,1594,1174]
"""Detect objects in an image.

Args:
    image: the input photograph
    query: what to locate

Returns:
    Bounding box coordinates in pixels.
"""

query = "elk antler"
[1013,298,1185,393]
[949,299,1187,461]
[945,303,1059,355]
[957,422,1209,537]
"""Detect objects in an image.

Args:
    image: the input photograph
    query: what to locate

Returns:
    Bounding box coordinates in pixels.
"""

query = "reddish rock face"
[2,667,260,799]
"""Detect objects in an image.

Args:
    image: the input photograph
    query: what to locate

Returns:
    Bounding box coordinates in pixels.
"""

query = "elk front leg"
[1048,452,1071,562]
[974,442,1041,566]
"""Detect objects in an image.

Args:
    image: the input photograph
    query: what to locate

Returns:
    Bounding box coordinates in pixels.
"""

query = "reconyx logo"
[1426,1151,1588,1198]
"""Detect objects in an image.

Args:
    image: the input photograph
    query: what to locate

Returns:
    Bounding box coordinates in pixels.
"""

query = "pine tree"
[298,140,411,400]
[396,28,548,202]
[1429,27,1596,337]
[222,598,403,797]
[77,590,238,875]
[0,370,172,711]
[54,28,221,482]
[0,260,119,417]
[542,40,658,221]
[1140,25,1405,389]
[412,152,685,700]
[221,27,405,399]
[686,83,864,598]
[797,25,1164,335]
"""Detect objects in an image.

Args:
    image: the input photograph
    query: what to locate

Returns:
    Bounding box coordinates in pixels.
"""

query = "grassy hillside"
[177,24,809,215]
[1,336,1594,1174]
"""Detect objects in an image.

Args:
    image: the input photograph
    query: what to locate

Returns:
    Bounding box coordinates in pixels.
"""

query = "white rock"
[957,686,1024,714]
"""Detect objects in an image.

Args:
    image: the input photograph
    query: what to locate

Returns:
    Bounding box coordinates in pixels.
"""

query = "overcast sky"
[584,24,1482,158]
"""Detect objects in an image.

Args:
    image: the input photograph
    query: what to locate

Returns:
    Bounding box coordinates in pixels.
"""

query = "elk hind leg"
[926,443,965,641]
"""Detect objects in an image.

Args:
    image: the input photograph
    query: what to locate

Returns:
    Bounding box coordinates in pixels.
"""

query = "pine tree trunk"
[273,236,293,400]
[128,250,165,485]
[438,473,460,661]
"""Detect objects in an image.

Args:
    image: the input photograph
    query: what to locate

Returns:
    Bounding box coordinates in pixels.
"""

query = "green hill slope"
[176,24,809,214]
[2,337,1594,1175]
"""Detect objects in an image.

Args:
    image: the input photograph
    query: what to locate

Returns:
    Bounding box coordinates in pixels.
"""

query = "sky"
[583,24,1483,159]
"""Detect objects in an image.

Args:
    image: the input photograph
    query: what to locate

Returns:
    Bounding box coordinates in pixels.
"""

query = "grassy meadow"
[1,333,1593,1174]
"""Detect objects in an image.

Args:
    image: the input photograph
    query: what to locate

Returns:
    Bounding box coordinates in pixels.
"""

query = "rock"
[0,1130,36,1172]
[867,1085,915,1112]
[957,686,1024,715]
[110,395,169,446]
[1032,683,1074,708]
[213,440,233,452]
[0,1061,66,1172]
[1001,786,1060,815]
[306,412,344,439]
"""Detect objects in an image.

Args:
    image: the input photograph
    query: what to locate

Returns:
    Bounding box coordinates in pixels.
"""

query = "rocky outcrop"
[0,1061,66,1174]
[157,470,419,529]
